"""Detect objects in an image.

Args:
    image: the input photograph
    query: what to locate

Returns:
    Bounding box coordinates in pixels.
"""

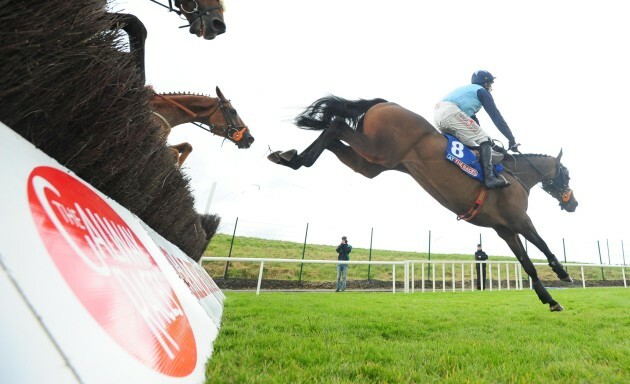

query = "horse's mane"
[501,153,560,180]
[502,153,554,167]
[159,91,215,97]
[511,153,552,159]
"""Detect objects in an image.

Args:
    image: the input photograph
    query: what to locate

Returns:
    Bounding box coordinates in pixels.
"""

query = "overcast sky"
[110,0,628,264]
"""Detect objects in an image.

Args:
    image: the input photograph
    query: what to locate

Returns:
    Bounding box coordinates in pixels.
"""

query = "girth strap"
[457,187,487,221]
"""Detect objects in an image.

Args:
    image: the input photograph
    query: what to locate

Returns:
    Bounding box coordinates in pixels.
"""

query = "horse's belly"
[403,160,482,213]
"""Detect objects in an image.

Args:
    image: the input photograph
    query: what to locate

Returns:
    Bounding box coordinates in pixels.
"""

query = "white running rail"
[201,257,628,295]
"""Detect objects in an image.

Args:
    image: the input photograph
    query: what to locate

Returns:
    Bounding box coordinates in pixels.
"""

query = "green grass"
[203,234,628,283]
[205,288,630,383]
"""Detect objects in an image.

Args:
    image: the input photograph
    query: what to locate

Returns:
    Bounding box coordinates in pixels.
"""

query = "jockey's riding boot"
[479,141,510,189]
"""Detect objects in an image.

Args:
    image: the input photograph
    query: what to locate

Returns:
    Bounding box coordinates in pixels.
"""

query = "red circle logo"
[27,166,197,376]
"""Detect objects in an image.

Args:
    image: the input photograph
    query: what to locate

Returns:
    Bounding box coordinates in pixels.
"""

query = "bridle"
[152,93,249,143]
[517,152,574,209]
[148,0,223,28]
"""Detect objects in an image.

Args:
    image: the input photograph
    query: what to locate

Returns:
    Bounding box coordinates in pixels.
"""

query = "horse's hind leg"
[268,118,349,170]
[494,226,563,311]
[519,221,572,282]
[327,140,392,178]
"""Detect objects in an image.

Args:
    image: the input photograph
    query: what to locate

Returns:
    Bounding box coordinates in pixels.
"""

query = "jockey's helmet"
[471,70,495,87]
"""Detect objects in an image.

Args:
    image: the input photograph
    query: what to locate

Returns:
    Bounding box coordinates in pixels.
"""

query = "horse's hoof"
[553,268,573,282]
[549,303,564,312]
[280,149,297,161]
[267,151,282,164]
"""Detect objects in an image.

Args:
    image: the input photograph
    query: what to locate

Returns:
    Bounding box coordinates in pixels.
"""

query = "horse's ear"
[216,86,226,100]
[557,148,563,161]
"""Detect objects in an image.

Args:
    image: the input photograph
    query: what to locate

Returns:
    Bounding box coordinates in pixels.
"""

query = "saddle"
[443,134,504,182]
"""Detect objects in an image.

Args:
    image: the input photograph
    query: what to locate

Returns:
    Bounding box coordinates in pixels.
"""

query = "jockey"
[434,70,517,189]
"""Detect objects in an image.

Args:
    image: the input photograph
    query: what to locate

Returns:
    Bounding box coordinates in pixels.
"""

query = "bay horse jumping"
[268,95,578,311]
[109,0,226,83]
[150,86,253,166]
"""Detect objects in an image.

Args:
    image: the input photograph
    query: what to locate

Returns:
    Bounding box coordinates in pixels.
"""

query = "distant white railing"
[202,257,405,295]
[408,260,526,293]
[200,257,628,295]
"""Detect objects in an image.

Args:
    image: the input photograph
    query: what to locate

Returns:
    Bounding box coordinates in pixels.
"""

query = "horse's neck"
[507,154,556,189]
[151,94,219,128]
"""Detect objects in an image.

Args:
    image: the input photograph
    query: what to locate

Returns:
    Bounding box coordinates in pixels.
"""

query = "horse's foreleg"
[519,222,572,282]
[167,146,180,165]
[494,226,563,311]
[171,142,193,167]
[112,13,148,83]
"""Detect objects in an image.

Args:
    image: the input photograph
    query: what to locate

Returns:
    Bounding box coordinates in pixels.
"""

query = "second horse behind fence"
[150,86,253,166]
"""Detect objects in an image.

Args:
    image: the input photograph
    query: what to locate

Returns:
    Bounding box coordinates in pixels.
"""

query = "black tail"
[295,95,387,131]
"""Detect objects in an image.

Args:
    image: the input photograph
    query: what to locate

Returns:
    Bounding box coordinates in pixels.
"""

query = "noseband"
[152,93,249,143]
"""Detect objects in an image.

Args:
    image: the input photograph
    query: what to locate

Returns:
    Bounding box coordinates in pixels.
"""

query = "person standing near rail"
[335,236,352,292]
[475,243,489,290]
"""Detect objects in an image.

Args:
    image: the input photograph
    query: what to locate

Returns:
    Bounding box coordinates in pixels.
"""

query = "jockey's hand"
[508,141,520,152]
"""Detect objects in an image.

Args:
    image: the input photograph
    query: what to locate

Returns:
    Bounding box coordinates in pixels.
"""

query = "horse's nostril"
[212,20,226,33]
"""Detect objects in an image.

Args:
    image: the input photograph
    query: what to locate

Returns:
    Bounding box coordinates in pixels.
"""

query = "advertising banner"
[0,123,222,384]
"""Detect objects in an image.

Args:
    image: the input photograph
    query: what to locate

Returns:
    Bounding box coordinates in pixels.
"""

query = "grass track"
[205,288,629,383]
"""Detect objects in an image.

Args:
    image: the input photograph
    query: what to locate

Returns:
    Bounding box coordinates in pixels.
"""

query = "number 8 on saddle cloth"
[444,134,504,182]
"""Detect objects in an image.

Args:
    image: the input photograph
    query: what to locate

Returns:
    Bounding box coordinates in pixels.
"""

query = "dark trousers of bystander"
[475,263,487,290]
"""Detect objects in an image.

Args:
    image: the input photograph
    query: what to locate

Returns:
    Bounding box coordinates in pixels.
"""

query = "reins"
[514,150,554,186]
[153,93,197,117]
[148,0,222,16]
[148,0,176,12]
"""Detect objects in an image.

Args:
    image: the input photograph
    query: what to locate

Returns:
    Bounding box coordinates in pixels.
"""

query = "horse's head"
[175,0,226,40]
[542,149,578,212]
[211,86,254,149]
